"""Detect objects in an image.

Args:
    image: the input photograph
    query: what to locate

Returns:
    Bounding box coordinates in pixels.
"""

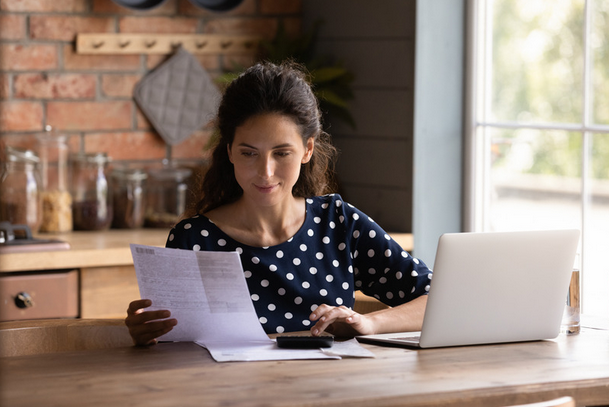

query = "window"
[466,0,609,314]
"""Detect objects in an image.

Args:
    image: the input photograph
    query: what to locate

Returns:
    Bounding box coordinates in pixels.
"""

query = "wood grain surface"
[2,328,609,407]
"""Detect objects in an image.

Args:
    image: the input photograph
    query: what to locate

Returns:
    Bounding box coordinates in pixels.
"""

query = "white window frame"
[464,0,609,314]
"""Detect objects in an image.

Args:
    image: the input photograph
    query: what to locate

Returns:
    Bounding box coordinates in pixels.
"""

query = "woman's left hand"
[309,304,375,337]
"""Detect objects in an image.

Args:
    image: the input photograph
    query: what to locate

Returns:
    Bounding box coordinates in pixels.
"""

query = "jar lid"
[5,146,40,163]
[111,167,148,181]
[35,125,69,143]
[148,166,192,181]
[70,152,112,164]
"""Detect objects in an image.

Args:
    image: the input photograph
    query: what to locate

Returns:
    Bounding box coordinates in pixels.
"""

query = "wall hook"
[77,33,260,55]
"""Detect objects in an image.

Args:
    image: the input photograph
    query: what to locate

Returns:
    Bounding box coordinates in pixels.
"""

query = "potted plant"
[217,21,356,130]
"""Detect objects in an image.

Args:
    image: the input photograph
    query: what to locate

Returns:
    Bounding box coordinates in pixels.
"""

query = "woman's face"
[228,113,314,208]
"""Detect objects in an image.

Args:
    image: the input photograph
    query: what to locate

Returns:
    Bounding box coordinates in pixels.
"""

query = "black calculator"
[276,335,334,349]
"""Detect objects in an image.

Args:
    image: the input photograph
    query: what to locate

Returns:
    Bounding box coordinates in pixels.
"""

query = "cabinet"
[0,230,167,320]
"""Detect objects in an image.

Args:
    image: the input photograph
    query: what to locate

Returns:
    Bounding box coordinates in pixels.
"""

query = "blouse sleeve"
[338,199,433,307]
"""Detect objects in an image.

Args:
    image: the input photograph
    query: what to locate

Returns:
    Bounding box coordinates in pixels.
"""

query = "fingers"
[127,299,152,316]
[309,304,358,336]
[124,299,177,346]
[130,318,178,346]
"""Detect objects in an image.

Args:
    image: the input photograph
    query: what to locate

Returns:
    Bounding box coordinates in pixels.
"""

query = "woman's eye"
[275,151,291,157]
[241,151,256,157]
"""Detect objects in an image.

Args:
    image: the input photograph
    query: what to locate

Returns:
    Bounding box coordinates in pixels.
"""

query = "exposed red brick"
[0,0,87,12]
[282,17,302,37]
[0,15,26,40]
[145,54,171,70]
[0,133,39,153]
[14,73,96,99]
[177,0,255,16]
[101,74,142,98]
[0,101,44,132]
[0,74,9,99]
[136,107,152,130]
[0,44,57,71]
[172,129,213,160]
[47,101,133,131]
[145,53,220,72]
[82,131,166,161]
[222,54,257,72]
[92,0,176,15]
[119,16,198,34]
[30,15,115,41]
[203,17,277,40]
[260,0,301,15]
[63,44,141,71]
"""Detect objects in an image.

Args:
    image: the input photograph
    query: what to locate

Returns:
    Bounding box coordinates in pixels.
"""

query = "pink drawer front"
[0,270,79,321]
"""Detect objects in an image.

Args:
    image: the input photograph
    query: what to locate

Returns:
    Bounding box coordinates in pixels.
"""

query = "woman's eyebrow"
[236,143,295,149]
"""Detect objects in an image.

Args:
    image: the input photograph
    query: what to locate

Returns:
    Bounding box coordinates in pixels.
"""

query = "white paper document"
[130,244,372,362]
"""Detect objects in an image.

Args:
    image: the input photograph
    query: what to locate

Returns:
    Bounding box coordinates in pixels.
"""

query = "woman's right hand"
[125,299,177,346]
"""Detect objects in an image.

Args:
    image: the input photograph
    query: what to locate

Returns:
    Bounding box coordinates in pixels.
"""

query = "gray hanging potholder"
[134,48,221,146]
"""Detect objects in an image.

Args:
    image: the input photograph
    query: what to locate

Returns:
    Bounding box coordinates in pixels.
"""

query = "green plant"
[217,21,356,130]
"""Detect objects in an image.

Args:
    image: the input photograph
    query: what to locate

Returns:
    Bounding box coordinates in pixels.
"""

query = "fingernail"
[311,313,316,319]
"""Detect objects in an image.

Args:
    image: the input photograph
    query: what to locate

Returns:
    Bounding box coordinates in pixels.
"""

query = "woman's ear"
[227,143,234,164]
[302,138,315,164]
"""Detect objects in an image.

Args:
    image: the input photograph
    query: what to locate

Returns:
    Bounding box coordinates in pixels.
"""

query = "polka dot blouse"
[166,194,432,334]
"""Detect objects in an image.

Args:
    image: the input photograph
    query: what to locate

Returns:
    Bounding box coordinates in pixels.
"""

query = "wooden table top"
[0,229,413,273]
[2,328,609,407]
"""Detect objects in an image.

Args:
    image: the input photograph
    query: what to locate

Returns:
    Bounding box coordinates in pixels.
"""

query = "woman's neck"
[206,196,306,247]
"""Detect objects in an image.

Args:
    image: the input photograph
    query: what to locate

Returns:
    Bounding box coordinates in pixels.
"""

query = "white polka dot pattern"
[165,194,433,335]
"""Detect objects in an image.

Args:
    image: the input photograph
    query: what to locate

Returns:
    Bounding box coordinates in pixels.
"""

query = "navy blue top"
[166,194,432,334]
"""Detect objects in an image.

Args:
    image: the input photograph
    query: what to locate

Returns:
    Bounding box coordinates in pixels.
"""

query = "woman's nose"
[257,155,274,179]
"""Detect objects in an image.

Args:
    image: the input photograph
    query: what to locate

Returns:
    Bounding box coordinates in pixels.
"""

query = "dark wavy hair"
[194,61,338,215]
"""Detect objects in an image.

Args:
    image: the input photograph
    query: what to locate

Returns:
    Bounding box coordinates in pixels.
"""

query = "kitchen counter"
[0,229,169,273]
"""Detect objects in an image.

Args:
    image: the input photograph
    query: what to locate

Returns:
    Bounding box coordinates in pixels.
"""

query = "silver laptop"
[356,229,580,348]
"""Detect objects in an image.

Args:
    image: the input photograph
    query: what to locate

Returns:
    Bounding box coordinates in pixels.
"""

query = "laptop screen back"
[418,229,580,348]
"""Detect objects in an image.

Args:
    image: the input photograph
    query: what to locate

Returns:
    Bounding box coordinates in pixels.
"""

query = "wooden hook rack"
[76,33,261,55]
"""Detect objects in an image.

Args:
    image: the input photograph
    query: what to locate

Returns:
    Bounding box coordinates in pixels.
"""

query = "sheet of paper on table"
[130,244,375,362]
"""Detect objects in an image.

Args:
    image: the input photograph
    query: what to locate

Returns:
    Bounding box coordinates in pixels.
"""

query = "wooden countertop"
[0,229,413,273]
[2,327,609,406]
[0,229,169,272]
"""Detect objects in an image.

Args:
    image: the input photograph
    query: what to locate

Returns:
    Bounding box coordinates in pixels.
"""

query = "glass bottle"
[0,146,42,233]
[70,152,113,231]
[36,126,72,233]
[145,166,192,228]
[111,167,147,229]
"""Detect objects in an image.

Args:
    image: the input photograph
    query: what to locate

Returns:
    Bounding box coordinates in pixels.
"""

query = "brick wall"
[0,0,301,164]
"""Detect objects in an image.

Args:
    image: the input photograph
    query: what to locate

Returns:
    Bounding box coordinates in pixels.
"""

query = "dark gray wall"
[303,0,464,264]
[302,0,416,233]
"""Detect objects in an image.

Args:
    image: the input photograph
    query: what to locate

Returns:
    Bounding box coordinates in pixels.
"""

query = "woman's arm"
[310,294,427,337]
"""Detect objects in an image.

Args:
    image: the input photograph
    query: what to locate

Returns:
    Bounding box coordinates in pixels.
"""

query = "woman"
[126,61,432,346]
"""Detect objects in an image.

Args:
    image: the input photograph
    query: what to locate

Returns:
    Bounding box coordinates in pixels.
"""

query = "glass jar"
[0,147,42,233]
[111,167,147,229]
[145,166,192,228]
[70,152,113,231]
[36,127,72,233]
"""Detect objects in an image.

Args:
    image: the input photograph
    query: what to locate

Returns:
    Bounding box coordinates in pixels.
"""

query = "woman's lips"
[254,184,277,193]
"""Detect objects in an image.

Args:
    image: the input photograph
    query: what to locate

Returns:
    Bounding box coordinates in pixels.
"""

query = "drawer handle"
[15,292,34,309]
